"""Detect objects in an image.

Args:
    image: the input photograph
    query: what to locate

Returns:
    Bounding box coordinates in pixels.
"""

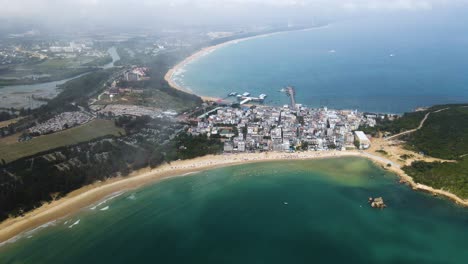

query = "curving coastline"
[1,150,467,245]
[0,151,353,244]
[2,25,468,245]
[164,26,326,101]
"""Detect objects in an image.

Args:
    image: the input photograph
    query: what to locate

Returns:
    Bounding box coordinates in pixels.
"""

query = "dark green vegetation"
[0,54,114,86]
[403,105,468,160]
[2,158,468,264]
[375,149,388,156]
[113,78,202,111]
[402,105,468,199]
[0,62,207,221]
[360,104,464,137]
[0,116,221,221]
[358,111,426,136]
[48,69,116,110]
[170,133,223,160]
[114,44,202,111]
[0,66,98,87]
[0,69,117,138]
[83,55,113,67]
[368,104,468,199]
[403,158,468,199]
[399,154,414,160]
[0,111,16,122]
[0,29,307,222]
[0,40,208,220]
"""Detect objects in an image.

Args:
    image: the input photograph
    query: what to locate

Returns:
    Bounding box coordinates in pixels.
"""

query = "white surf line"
[0,220,57,247]
[90,191,125,210]
[68,219,80,229]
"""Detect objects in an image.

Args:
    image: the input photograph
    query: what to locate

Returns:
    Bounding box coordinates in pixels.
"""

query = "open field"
[0,117,22,129]
[0,56,109,86]
[0,119,124,163]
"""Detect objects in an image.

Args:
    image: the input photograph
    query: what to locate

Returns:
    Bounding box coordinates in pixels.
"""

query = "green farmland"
[0,119,124,163]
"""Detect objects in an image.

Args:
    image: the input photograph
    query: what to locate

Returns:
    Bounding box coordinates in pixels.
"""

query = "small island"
[369,197,387,209]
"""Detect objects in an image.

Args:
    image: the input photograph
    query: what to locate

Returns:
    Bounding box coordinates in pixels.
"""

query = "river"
[0,47,120,110]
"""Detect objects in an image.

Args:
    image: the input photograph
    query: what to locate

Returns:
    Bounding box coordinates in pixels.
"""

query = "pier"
[227,91,268,105]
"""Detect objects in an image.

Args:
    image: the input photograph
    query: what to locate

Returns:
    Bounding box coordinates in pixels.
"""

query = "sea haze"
[175,12,468,113]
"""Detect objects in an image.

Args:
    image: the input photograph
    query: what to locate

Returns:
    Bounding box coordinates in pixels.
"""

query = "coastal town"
[191,104,376,153]
[9,58,377,152]
[1,4,468,262]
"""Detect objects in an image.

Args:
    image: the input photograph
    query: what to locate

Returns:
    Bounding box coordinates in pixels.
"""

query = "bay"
[1,157,467,263]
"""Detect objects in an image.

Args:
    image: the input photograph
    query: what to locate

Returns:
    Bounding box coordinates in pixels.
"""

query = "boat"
[242,92,250,97]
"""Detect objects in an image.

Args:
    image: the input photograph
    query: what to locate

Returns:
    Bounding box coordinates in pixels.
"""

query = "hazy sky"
[1,0,467,31]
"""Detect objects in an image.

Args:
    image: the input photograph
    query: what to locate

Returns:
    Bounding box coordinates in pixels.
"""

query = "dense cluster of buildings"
[49,41,91,53]
[124,67,150,81]
[0,39,106,66]
[0,47,46,65]
[97,67,150,102]
[91,104,177,119]
[28,111,94,135]
[190,105,375,152]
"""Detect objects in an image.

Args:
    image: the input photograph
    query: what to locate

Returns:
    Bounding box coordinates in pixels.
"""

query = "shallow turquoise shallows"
[175,12,468,113]
[1,157,467,263]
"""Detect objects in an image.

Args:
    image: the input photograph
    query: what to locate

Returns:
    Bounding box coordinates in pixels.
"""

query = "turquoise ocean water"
[1,158,467,263]
[175,13,468,113]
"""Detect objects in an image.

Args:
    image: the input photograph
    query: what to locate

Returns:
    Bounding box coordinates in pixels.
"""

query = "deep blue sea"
[175,12,468,113]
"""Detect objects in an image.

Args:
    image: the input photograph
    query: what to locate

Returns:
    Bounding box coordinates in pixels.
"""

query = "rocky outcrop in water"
[368,197,387,209]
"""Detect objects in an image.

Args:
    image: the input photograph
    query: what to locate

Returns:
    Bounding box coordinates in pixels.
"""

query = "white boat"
[242,92,250,97]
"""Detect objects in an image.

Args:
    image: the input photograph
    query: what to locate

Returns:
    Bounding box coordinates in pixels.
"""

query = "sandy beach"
[164,27,323,102]
[2,24,468,245]
[1,150,467,244]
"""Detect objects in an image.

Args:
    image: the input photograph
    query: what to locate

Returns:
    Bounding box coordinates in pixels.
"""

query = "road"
[361,151,399,168]
[385,108,448,141]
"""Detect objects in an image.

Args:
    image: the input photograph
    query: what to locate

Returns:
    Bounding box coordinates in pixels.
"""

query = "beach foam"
[90,192,124,210]
[68,219,80,229]
[0,220,57,247]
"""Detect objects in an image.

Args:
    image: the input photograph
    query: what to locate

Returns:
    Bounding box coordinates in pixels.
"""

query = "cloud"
[341,0,435,11]
[0,0,467,28]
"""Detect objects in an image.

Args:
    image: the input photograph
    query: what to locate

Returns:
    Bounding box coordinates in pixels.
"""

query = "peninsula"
[1,26,467,247]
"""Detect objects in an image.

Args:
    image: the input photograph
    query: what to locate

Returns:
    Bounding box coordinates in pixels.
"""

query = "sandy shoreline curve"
[164,26,325,101]
[1,150,467,244]
[2,25,468,245]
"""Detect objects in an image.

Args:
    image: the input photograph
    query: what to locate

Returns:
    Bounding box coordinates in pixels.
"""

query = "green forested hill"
[404,105,468,160]
[397,104,468,199]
